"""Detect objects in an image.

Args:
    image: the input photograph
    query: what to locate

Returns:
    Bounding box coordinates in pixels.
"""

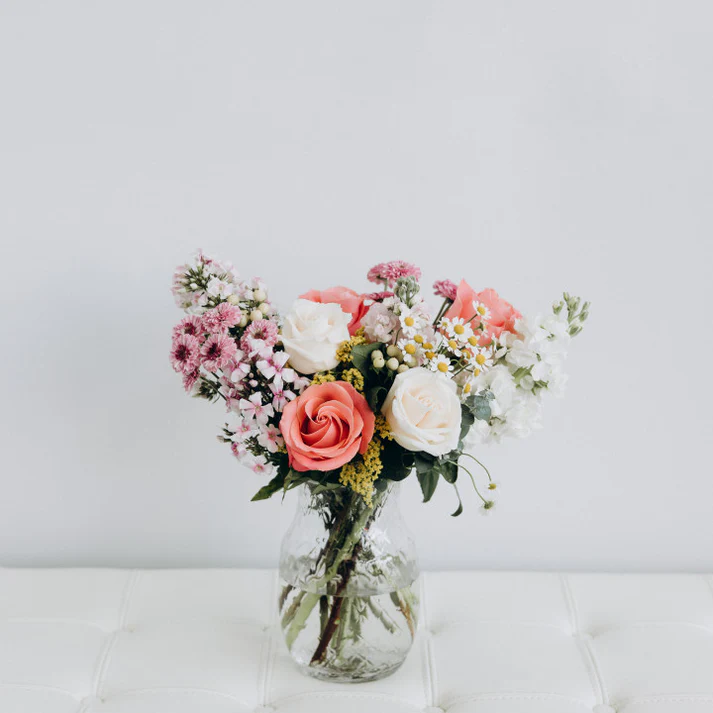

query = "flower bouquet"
[170,253,588,681]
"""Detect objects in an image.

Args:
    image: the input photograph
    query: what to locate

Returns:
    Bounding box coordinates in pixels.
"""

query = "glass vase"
[278,481,419,682]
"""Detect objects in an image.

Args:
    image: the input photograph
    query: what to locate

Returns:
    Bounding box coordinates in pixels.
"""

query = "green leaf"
[380,442,414,481]
[251,471,286,501]
[416,468,439,502]
[366,385,388,412]
[439,460,458,484]
[450,484,464,517]
[350,343,384,376]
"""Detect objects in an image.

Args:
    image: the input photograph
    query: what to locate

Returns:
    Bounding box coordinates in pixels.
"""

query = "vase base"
[296,659,405,684]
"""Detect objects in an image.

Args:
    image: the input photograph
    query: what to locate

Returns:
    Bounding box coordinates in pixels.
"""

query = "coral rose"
[444,280,522,345]
[300,286,369,336]
[279,381,375,472]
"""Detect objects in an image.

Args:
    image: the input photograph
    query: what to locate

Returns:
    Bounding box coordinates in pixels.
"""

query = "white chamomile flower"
[399,304,427,337]
[472,300,491,322]
[479,500,497,516]
[444,336,464,358]
[397,338,422,366]
[428,353,454,375]
[441,317,474,342]
[469,346,493,372]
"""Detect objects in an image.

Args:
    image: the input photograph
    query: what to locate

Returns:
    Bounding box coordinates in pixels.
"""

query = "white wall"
[1,1,712,571]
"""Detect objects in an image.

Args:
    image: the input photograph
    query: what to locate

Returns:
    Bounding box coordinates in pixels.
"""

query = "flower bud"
[227,294,241,305]
[254,288,267,302]
[373,357,385,369]
[386,345,400,358]
[386,357,399,371]
[258,302,270,315]
[249,309,263,322]
[239,315,249,328]
[370,350,383,362]
[397,364,409,374]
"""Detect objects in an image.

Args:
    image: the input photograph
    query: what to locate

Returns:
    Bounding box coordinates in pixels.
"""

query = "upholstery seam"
[92,569,140,700]
[444,691,594,709]
[561,573,609,707]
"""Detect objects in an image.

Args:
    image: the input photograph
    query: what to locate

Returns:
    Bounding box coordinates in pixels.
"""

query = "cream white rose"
[280,299,351,374]
[382,367,462,456]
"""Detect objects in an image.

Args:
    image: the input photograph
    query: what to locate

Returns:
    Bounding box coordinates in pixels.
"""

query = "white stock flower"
[382,367,462,456]
[362,302,400,343]
[280,299,351,374]
[465,364,544,445]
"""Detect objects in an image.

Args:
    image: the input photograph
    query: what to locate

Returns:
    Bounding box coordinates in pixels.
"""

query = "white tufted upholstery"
[1,569,713,713]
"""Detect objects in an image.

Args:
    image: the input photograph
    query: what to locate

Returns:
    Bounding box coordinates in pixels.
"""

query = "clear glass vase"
[278,481,419,682]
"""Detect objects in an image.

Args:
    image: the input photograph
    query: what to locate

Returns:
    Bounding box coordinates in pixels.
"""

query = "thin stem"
[461,452,493,482]
[447,460,488,505]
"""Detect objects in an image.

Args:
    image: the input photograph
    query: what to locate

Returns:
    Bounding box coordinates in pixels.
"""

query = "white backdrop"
[1,1,712,571]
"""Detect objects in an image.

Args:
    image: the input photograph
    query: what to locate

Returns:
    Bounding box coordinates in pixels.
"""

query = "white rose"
[382,367,462,456]
[280,299,351,374]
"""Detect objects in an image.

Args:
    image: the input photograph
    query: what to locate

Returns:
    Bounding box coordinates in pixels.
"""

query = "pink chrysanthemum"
[172,315,204,341]
[433,279,458,301]
[200,333,238,371]
[364,290,394,302]
[170,334,200,374]
[202,302,242,333]
[182,368,200,393]
[367,260,422,287]
[240,319,279,355]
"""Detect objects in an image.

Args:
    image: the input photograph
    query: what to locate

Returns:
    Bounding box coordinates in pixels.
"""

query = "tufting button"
[593,706,616,713]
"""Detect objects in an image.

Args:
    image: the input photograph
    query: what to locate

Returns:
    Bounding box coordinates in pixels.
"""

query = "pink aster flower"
[202,303,241,333]
[238,392,275,424]
[172,315,205,342]
[433,279,458,301]
[367,260,422,287]
[170,334,200,374]
[256,351,295,385]
[232,419,256,440]
[257,424,284,453]
[240,319,279,355]
[231,441,248,459]
[250,457,271,475]
[200,333,238,371]
[269,381,296,412]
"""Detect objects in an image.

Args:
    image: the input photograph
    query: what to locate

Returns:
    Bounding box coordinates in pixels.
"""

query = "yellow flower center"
[475,353,486,365]
[404,343,417,355]
[423,342,433,350]
[473,368,481,377]
[425,351,435,360]
[437,361,449,373]
[468,336,479,346]
[454,324,465,335]
[404,316,415,327]
[448,339,459,350]
[414,334,424,344]
[477,305,486,315]
[464,382,472,394]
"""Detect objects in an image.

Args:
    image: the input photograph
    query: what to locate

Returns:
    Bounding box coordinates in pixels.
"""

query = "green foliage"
[380,441,414,482]
[350,343,384,377]
[464,389,494,422]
